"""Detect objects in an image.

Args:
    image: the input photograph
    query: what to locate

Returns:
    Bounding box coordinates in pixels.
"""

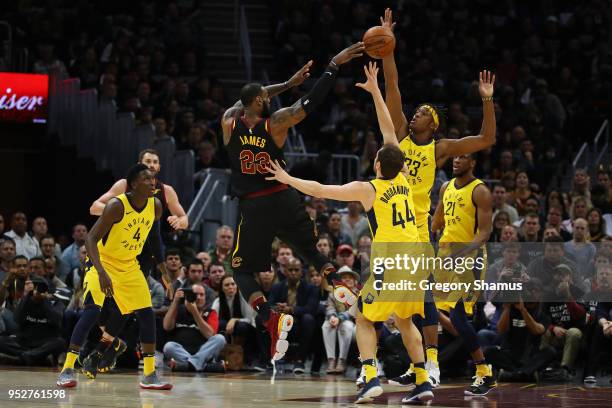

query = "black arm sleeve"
[299,63,339,115]
[149,221,164,264]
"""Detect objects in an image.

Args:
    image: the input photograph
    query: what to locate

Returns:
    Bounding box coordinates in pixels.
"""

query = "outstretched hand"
[479,70,495,98]
[380,8,396,32]
[355,61,380,94]
[287,60,313,87]
[265,160,292,184]
[332,42,365,66]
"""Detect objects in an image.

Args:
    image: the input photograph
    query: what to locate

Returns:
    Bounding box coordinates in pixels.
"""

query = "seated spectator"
[543,227,561,240]
[561,196,590,234]
[147,274,165,314]
[354,235,372,279]
[520,212,541,242]
[162,284,226,372]
[587,208,606,242]
[545,205,572,241]
[43,257,67,291]
[64,245,86,291]
[208,226,234,274]
[322,266,358,374]
[509,172,532,216]
[273,242,294,280]
[500,225,519,242]
[164,249,185,294]
[335,244,355,269]
[308,268,329,373]
[311,197,330,230]
[31,218,61,258]
[584,264,612,384]
[527,236,578,283]
[570,168,591,204]
[341,202,370,246]
[492,184,519,224]
[0,276,65,365]
[486,242,527,297]
[512,196,540,228]
[324,211,352,249]
[540,264,586,381]
[0,238,16,282]
[5,212,40,260]
[182,260,215,306]
[316,235,334,261]
[564,218,596,284]
[40,235,69,280]
[196,251,212,274]
[491,211,510,242]
[194,141,223,172]
[269,257,318,374]
[486,279,556,382]
[204,263,226,296]
[255,270,277,298]
[61,223,88,272]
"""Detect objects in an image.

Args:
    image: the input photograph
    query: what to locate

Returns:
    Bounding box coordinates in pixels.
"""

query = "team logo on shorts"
[364,293,375,304]
[232,257,242,268]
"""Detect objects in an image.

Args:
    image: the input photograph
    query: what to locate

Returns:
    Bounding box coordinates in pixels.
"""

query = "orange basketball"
[362,26,395,59]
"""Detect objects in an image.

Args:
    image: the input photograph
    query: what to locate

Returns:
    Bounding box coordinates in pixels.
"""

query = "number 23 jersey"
[227,116,286,197]
[98,193,155,262]
[367,172,418,243]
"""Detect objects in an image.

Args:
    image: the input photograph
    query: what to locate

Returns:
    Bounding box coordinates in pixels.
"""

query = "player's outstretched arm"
[380,8,408,140]
[437,71,496,164]
[265,60,313,98]
[90,179,127,216]
[85,198,124,296]
[269,42,365,147]
[265,160,374,207]
[431,181,449,233]
[164,185,188,230]
[356,61,397,147]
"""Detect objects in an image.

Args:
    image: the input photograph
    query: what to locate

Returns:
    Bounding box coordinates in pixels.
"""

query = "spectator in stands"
[40,235,68,281]
[316,235,334,261]
[324,211,351,248]
[311,197,330,228]
[584,264,612,384]
[5,212,40,260]
[541,264,586,381]
[564,218,597,285]
[153,117,175,143]
[0,256,29,335]
[492,184,519,224]
[196,251,212,274]
[322,266,358,374]
[147,273,165,314]
[354,235,372,280]
[587,208,606,242]
[205,263,226,296]
[0,238,16,282]
[527,236,577,284]
[269,257,318,374]
[194,141,223,172]
[64,245,86,291]
[308,268,329,373]
[520,213,541,242]
[335,244,355,269]
[208,226,233,274]
[61,223,88,272]
[510,171,533,216]
[487,279,556,382]
[255,270,277,299]
[163,284,226,372]
[570,168,591,203]
[340,202,369,247]
[493,150,515,180]
[545,206,572,241]
[0,276,65,365]
[513,196,540,229]
[491,211,510,242]
[181,260,215,306]
[33,42,68,79]
[543,227,561,240]
[274,243,294,280]
[500,225,519,242]
[43,257,67,292]
[562,196,590,234]
[486,242,527,290]
[0,214,5,236]
[31,218,60,257]
[591,184,612,215]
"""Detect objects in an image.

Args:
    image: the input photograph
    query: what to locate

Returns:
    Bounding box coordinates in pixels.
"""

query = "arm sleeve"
[299,63,339,115]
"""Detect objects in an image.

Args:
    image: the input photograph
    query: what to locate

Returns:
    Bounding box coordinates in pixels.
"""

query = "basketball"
[363,26,395,59]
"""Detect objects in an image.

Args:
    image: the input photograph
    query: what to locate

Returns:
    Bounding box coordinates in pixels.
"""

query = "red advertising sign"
[0,73,48,124]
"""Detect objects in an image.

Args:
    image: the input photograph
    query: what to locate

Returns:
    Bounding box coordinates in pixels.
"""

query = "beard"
[453,168,468,177]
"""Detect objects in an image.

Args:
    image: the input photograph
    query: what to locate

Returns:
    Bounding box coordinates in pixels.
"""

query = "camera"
[182,287,197,303]
[33,279,49,294]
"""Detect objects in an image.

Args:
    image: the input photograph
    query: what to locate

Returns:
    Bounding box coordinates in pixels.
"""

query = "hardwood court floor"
[0,367,611,407]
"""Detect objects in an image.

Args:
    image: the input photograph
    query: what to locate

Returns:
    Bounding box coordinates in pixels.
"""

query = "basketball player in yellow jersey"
[266,62,434,404]
[57,164,172,390]
[431,154,495,396]
[380,8,496,388]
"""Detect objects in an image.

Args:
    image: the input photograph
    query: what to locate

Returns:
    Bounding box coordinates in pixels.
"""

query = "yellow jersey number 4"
[392,200,416,229]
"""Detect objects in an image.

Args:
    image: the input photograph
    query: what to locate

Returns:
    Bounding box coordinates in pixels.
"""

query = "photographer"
[0,276,65,365]
[162,284,226,372]
[584,264,612,384]
[485,279,556,382]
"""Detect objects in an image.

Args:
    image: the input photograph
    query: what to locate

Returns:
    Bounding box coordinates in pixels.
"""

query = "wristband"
[482,96,493,102]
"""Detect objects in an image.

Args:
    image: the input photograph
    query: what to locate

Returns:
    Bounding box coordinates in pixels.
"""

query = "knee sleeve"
[135,308,156,345]
[450,301,479,353]
[69,304,101,347]
[423,301,439,327]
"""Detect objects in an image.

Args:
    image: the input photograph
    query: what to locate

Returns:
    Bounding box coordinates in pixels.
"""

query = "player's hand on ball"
[380,8,396,32]
[287,60,313,87]
[265,160,291,183]
[99,271,114,297]
[331,42,365,66]
[355,61,380,94]
[478,70,495,98]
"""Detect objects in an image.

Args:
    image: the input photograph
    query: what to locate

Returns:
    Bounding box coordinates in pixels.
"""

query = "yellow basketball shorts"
[359,299,425,322]
[416,220,431,243]
[83,258,152,314]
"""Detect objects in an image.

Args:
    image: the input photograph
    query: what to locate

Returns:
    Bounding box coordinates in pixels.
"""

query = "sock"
[426,346,439,366]
[414,362,428,385]
[408,362,415,373]
[475,360,490,377]
[63,350,79,370]
[95,337,115,354]
[362,359,377,382]
[143,353,155,376]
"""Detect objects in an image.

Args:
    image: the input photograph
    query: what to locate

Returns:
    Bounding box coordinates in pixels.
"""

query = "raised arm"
[355,61,398,147]
[380,8,408,140]
[265,160,375,209]
[269,42,365,147]
[436,71,496,166]
[90,179,127,216]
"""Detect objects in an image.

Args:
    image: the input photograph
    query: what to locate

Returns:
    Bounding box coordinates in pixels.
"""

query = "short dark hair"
[493,184,506,192]
[14,254,28,263]
[165,248,181,259]
[240,83,264,106]
[524,212,539,220]
[187,260,204,270]
[138,148,159,162]
[209,262,225,271]
[377,144,405,179]
[126,163,150,190]
[0,237,15,247]
[544,235,564,244]
[29,256,45,265]
[40,235,55,245]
